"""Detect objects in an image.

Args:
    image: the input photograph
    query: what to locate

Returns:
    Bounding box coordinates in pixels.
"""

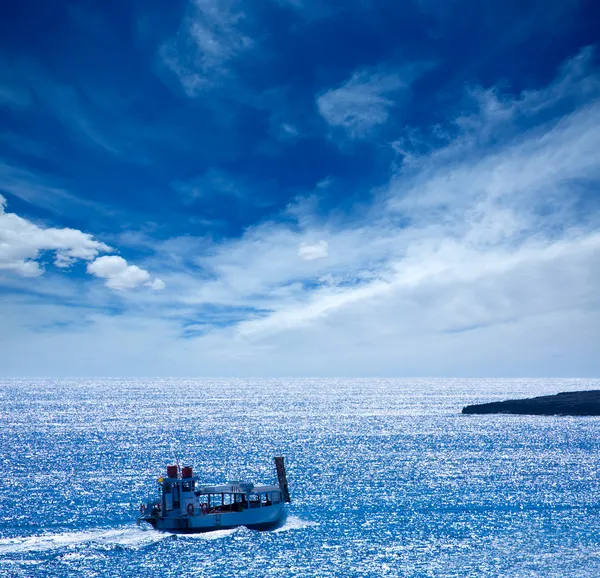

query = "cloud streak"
[317,63,433,138]
[155,48,600,353]
[160,0,253,95]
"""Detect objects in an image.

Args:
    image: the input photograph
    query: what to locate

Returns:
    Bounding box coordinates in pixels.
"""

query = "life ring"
[201,503,208,515]
[139,504,146,515]
[187,503,194,515]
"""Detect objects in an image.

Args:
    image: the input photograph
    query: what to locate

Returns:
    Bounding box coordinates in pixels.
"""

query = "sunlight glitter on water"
[1,378,600,577]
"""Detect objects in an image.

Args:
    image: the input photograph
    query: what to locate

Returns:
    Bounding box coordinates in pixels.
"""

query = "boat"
[137,456,291,532]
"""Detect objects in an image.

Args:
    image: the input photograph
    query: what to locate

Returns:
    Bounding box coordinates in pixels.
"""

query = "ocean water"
[1,378,600,577]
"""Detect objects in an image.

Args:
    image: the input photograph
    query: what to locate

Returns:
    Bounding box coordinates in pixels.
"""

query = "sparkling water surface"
[1,378,600,577]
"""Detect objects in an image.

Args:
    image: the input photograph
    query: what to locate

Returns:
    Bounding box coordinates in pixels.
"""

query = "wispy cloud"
[0,85,31,109]
[0,58,127,157]
[160,0,254,96]
[154,48,600,354]
[317,63,433,139]
[273,0,338,21]
[0,163,105,214]
[172,168,247,203]
[279,123,299,139]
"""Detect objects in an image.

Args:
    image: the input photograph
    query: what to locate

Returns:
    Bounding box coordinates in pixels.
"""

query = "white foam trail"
[95,528,168,549]
[59,552,92,561]
[180,528,238,541]
[0,527,167,554]
[0,517,317,555]
[273,515,318,533]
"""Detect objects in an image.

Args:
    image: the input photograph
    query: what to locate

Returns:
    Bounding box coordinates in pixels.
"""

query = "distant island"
[462,390,600,416]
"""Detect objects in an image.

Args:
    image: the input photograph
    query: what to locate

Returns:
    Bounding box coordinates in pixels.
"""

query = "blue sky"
[0,0,599,377]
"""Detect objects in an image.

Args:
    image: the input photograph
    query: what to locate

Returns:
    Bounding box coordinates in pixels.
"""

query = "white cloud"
[0,194,163,292]
[87,256,165,291]
[2,49,600,376]
[0,193,111,276]
[298,240,328,260]
[317,64,432,138]
[148,278,167,291]
[161,0,253,95]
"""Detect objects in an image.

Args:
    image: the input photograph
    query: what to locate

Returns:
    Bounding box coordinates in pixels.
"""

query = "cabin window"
[182,481,193,492]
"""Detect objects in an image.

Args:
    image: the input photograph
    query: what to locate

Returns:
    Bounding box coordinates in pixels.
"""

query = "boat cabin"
[156,466,283,517]
[196,484,283,513]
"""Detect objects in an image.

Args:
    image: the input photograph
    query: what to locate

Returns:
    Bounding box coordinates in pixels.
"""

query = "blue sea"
[1,378,600,577]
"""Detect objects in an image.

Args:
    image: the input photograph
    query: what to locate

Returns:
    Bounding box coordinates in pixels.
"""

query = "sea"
[1,378,600,577]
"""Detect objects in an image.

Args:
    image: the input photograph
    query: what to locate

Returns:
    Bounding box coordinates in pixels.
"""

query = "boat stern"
[137,501,160,528]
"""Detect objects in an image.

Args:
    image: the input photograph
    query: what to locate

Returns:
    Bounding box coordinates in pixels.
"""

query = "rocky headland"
[462,390,600,416]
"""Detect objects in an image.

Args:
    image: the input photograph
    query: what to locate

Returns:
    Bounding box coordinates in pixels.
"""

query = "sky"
[0,0,599,377]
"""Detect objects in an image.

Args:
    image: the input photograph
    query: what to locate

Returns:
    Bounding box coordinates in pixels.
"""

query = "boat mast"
[274,456,291,503]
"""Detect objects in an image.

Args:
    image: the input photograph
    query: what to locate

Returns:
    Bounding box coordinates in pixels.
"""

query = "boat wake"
[0,526,168,555]
[0,515,317,558]
[179,528,239,541]
[273,515,317,533]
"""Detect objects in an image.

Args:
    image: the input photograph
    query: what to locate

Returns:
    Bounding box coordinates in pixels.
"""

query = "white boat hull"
[140,503,286,533]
